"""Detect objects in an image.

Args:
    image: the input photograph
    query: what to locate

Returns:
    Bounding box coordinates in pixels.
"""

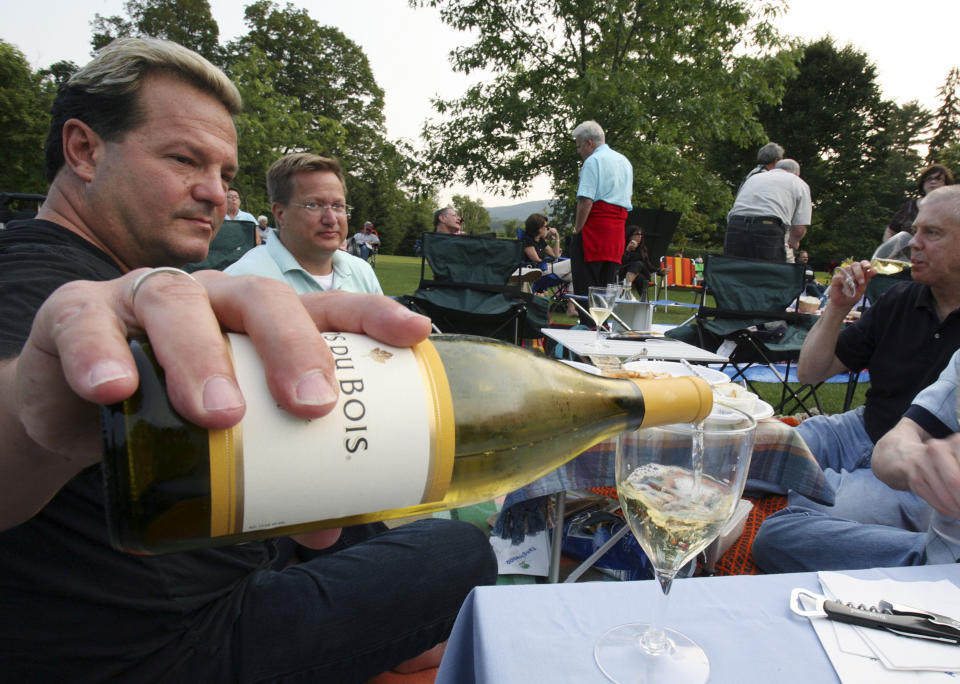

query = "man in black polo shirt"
[752,185,960,572]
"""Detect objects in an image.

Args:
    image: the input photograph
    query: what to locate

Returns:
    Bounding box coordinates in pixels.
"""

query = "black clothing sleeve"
[0,220,123,357]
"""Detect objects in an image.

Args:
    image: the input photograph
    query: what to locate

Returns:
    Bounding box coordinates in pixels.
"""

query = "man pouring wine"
[0,37,496,681]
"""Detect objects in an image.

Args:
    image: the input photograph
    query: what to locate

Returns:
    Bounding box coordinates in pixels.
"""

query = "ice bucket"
[611,300,653,332]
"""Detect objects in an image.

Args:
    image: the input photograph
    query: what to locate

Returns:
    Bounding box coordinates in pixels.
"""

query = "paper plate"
[751,399,775,420]
[620,360,729,385]
[709,399,775,422]
[559,359,601,375]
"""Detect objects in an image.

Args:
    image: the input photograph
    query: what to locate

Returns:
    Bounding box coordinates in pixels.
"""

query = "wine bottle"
[101,333,713,553]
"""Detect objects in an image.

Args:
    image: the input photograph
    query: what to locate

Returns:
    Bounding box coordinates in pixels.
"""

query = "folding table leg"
[563,524,631,584]
[548,491,566,584]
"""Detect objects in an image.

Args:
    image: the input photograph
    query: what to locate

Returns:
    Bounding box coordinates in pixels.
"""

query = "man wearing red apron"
[571,120,634,324]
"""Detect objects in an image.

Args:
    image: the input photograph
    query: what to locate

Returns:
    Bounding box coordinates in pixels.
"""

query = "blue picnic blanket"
[717,364,869,384]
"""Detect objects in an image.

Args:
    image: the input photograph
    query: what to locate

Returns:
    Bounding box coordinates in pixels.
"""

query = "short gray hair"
[757,142,784,165]
[433,206,455,227]
[776,158,800,175]
[572,120,605,145]
[920,185,960,224]
[45,37,241,182]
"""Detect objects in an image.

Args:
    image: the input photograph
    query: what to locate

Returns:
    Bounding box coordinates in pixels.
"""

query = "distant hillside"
[485,199,554,232]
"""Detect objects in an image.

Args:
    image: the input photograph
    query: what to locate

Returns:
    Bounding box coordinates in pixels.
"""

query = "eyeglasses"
[290,202,352,216]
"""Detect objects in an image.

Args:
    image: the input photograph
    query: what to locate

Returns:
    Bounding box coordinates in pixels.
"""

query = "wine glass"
[595,407,757,683]
[834,231,912,297]
[585,285,619,349]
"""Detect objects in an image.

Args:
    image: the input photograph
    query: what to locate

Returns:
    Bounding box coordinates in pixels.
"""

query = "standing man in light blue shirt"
[226,153,382,295]
[570,120,633,324]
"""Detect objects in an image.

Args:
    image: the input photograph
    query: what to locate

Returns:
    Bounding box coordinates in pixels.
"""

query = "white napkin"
[813,571,960,677]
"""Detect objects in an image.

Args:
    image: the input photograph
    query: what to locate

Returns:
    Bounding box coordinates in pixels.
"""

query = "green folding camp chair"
[184,219,257,272]
[402,232,549,345]
[668,253,821,414]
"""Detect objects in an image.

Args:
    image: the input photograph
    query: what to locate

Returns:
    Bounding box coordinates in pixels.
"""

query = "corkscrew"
[790,588,960,645]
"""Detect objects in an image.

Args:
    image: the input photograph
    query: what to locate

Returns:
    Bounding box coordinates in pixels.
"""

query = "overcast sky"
[4,0,959,206]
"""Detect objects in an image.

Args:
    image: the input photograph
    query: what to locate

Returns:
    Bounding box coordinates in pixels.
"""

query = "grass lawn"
[373,256,866,415]
[372,254,430,298]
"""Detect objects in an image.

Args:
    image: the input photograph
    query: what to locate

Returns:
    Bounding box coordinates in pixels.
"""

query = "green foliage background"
[2,0,959,262]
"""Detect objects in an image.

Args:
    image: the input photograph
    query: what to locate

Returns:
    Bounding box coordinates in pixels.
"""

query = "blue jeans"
[797,406,875,471]
[745,408,875,497]
[723,216,786,261]
[752,469,945,573]
[233,519,497,683]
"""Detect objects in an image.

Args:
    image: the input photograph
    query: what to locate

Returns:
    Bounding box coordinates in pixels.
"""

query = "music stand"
[626,208,681,263]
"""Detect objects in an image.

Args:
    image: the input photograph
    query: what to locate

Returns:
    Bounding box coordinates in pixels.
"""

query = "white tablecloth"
[542,327,729,364]
[436,564,960,684]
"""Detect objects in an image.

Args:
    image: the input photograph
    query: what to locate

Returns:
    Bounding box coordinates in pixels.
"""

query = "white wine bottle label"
[208,333,455,536]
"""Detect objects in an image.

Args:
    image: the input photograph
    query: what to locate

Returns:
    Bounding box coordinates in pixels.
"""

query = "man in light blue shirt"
[226,154,381,295]
[570,120,633,323]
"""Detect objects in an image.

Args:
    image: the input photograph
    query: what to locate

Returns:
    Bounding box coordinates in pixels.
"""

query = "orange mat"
[366,667,437,684]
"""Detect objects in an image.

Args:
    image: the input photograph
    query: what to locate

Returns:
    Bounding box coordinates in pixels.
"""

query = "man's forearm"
[872,418,928,492]
[787,225,806,250]
[574,198,593,233]
[796,306,849,383]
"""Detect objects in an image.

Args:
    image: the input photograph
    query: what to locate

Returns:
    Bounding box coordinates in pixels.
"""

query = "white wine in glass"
[595,407,756,683]
[585,285,619,350]
[835,230,912,296]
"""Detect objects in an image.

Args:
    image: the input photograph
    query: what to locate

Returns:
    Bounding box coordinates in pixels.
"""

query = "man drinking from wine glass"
[752,185,960,572]
[0,37,495,681]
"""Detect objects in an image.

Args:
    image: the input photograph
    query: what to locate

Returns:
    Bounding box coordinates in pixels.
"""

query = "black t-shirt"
[620,248,656,280]
[521,232,547,262]
[0,220,273,680]
[836,281,960,442]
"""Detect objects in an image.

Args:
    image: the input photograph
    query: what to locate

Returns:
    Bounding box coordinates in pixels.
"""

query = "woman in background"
[619,225,666,300]
[883,165,954,241]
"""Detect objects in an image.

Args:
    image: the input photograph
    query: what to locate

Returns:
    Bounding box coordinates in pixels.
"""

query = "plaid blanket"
[493,418,834,543]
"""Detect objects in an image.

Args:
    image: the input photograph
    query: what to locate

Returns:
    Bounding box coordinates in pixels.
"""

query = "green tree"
[501,218,522,238]
[753,39,928,260]
[232,2,422,253]
[451,194,491,234]
[91,0,221,61]
[0,40,53,193]
[937,143,960,179]
[38,60,79,90]
[227,47,345,213]
[389,193,438,257]
[928,67,960,164]
[233,2,387,169]
[412,0,796,227]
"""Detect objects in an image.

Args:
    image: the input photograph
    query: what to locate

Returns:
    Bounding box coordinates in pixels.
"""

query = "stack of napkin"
[807,571,960,681]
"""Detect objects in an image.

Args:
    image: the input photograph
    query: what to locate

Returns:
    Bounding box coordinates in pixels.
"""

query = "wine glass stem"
[639,572,674,655]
